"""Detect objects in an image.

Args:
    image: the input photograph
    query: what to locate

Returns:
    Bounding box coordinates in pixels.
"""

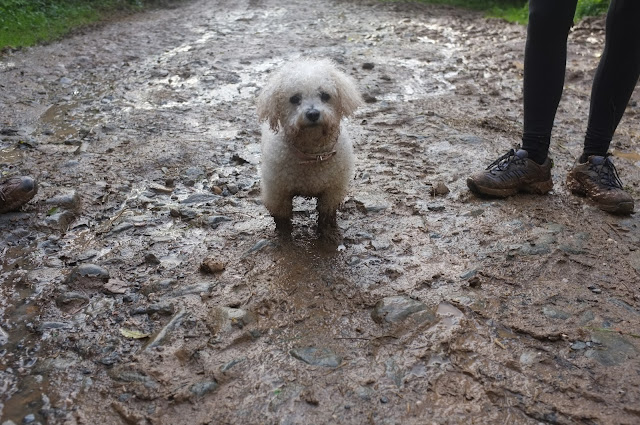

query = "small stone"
[571,341,587,350]
[206,215,232,228]
[362,62,375,70]
[200,258,226,274]
[371,296,427,324]
[468,276,481,288]
[145,253,161,265]
[290,347,342,368]
[46,191,81,210]
[66,264,110,290]
[430,181,450,196]
[190,380,218,397]
[362,93,377,103]
[148,183,173,194]
[588,286,602,294]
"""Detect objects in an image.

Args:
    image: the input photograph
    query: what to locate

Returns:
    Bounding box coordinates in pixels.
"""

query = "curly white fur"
[257,58,362,238]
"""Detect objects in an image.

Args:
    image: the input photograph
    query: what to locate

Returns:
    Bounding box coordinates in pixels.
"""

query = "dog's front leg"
[317,194,341,243]
[265,192,293,237]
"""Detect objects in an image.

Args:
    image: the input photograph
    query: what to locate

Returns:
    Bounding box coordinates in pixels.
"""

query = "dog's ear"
[257,81,282,133]
[331,68,363,118]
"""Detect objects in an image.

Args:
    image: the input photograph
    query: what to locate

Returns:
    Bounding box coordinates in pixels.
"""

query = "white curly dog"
[257,58,362,240]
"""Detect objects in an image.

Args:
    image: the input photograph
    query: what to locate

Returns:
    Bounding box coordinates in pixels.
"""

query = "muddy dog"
[257,58,362,241]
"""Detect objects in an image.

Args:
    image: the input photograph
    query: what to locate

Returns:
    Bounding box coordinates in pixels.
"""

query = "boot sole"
[467,178,553,198]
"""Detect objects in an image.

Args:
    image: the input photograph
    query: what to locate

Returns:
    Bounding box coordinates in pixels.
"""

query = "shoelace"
[591,155,624,190]
[485,149,524,173]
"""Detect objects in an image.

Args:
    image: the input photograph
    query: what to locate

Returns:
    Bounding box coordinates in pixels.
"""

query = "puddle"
[0,146,22,164]
[612,149,640,163]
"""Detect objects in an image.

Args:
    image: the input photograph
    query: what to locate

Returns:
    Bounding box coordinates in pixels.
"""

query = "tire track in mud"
[1,1,639,424]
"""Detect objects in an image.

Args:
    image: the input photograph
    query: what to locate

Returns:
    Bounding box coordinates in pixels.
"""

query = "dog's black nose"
[306,109,320,122]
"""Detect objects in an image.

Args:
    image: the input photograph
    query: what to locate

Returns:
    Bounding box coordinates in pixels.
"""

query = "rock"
[242,239,275,257]
[0,326,8,346]
[148,183,173,194]
[220,357,246,372]
[43,210,76,230]
[362,93,377,103]
[65,264,110,290]
[206,215,232,228]
[180,193,219,204]
[208,306,254,333]
[430,181,450,196]
[542,306,570,320]
[362,62,375,70]
[172,282,217,296]
[22,414,36,424]
[190,380,218,397]
[45,191,81,210]
[371,296,428,324]
[200,258,226,274]
[587,330,637,366]
[290,347,342,368]
[55,291,90,309]
[131,303,175,316]
[103,278,129,295]
[109,368,159,389]
[145,309,188,350]
[571,341,587,350]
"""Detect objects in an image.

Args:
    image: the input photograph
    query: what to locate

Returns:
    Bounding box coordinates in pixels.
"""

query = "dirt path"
[1,0,640,424]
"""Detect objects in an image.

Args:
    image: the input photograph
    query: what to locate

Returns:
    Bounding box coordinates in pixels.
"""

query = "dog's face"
[257,59,362,140]
[283,80,339,136]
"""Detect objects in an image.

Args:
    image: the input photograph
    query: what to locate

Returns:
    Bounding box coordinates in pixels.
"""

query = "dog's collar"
[291,146,337,164]
[288,136,339,165]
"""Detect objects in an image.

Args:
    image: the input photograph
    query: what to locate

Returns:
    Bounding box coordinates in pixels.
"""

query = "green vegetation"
[402,0,611,24]
[0,0,170,49]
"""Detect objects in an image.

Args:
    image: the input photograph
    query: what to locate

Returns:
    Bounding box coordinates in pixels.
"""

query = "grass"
[399,0,611,24]
[0,0,165,49]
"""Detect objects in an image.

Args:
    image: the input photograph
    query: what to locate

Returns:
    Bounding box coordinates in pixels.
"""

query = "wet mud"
[1,0,639,424]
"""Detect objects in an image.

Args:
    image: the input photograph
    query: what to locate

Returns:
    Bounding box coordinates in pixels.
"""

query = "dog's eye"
[320,92,331,102]
[289,94,301,105]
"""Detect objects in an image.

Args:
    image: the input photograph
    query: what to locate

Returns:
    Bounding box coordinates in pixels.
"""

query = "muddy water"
[1,0,640,424]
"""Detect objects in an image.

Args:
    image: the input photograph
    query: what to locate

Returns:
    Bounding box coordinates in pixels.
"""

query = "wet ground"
[1,0,640,424]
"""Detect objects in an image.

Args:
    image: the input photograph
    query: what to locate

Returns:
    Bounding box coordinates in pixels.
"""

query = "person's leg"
[566,0,639,215]
[466,0,576,197]
[581,0,640,159]
[521,0,578,164]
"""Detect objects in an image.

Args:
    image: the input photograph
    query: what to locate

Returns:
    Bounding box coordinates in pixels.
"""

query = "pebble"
[206,215,232,228]
[65,263,110,290]
[430,181,450,196]
[371,296,428,324]
[45,191,81,210]
[190,380,218,397]
[131,303,175,316]
[290,347,342,368]
[200,258,226,274]
[180,193,220,204]
[570,341,587,350]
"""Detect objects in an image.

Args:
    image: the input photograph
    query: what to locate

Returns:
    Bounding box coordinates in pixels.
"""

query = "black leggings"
[521,0,640,164]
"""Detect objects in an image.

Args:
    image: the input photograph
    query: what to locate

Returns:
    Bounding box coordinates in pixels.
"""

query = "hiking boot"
[466,148,553,197]
[566,155,634,215]
[0,176,38,214]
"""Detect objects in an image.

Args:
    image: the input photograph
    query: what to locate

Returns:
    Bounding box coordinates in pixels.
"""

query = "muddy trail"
[1,0,640,423]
